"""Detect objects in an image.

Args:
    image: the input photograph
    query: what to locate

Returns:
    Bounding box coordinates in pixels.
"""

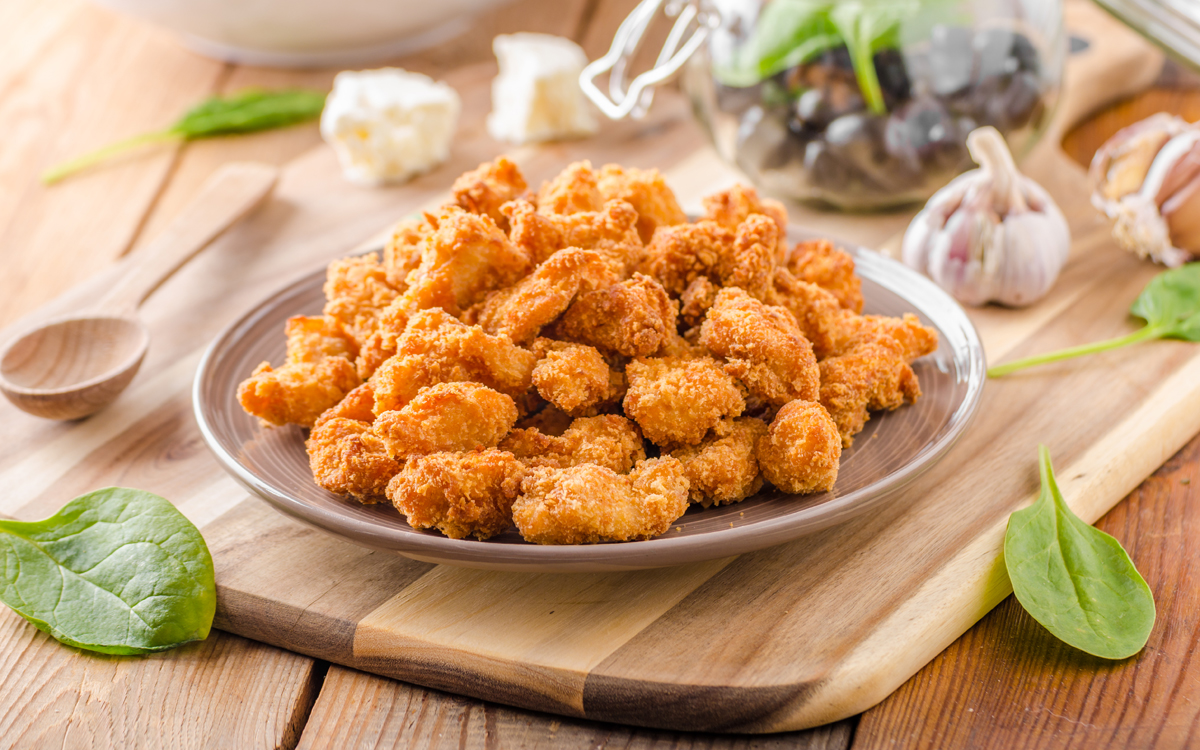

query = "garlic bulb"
[1090,113,1200,267]
[902,126,1070,307]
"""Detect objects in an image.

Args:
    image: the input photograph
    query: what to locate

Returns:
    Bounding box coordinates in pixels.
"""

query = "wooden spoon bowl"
[0,316,149,420]
[0,162,278,420]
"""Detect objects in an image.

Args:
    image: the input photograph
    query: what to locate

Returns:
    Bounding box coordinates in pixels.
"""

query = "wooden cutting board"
[0,1,1186,734]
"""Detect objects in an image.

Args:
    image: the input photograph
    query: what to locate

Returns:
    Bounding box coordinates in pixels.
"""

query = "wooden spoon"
[0,162,279,420]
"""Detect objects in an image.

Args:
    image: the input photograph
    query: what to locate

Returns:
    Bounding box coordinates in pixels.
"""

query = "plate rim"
[193,231,987,572]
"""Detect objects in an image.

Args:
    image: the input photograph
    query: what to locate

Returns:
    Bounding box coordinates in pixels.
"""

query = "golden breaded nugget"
[623,356,745,446]
[237,356,360,428]
[513,458,689,544]
[554,274,678,357]
[501,414,646,474]
[596,164,687,243]
[755,400,841,493]
[671,417,768,506]
[307,417,400,502]
[374,382,517,459]
[388,449,525,540]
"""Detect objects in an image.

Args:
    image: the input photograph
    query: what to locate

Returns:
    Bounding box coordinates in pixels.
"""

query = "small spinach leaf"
[42,88,326,184]
[1004,446,1155,660]
[989,263,1200,376]
[0,488,216,655]
[716,0,839,87]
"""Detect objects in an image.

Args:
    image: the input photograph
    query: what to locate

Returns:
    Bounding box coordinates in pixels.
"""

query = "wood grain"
[851,434,1200,750]
[298,666,856,750]
[0,607,323,750]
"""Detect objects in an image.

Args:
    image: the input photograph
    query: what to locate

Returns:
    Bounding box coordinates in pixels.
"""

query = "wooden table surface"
[2,1,1199,747]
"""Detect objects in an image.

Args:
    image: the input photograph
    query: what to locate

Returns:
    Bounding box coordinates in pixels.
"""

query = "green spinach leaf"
[716,0,839,87]
[827,1,912,114]
[0,488,216,655]
[42,88,326,184]
[1004,446,1155,660]
[989,263,1200,376]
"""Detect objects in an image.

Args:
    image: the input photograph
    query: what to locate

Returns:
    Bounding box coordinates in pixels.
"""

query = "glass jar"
[584,0,1066,210]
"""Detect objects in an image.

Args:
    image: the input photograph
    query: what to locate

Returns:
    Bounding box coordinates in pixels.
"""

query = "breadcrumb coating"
[671,417,768,506]
[818,338,921,447]
[473,248,617,344]
[369,309,537,414]
[284,315,358,364]
[374,382,517,459]
[699,287,820,405]
[787,238,863,313]
[537,160,603,214]
[555,273,678,357]
[452,156,528,230]
[680,276,720,328]
[501,414,646,474]
[701,183,789,262]
[504,198,643,273]
[596,164,688,243]
[512,458,689,544]
[623,356,745,446]
[755,400,841,494]
[307,417,400,502]
[388,449,525,539]
[238,356,360,428]
[323,253,400,347]
[530,340,614,415]
[314,381,378,428]
[383,216,429,289]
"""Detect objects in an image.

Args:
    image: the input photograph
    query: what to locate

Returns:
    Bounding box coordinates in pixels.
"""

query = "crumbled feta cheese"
[320,68,461,186]
[487,33,599,145]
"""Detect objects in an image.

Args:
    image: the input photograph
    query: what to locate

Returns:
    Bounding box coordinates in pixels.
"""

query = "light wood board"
[0,0,1185,734]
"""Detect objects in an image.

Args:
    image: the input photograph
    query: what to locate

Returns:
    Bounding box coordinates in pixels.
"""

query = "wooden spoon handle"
[96,162,279,314]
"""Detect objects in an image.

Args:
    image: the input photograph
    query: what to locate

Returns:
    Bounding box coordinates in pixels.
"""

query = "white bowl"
[93,0,514,67]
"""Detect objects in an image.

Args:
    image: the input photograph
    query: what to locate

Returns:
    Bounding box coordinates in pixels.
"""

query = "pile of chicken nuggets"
[237,158,938,545]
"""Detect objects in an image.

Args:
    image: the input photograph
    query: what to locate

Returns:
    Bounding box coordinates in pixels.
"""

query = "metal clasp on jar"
[580,0,719,120]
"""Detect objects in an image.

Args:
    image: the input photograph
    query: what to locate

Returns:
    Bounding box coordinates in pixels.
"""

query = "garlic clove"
[902,126,1070,307]
[1091,114,1200,267]
[1161,175,1200,251]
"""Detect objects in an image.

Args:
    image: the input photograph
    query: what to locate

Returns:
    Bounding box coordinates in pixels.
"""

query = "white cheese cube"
[320,68,461,186]
[487,33,599,145]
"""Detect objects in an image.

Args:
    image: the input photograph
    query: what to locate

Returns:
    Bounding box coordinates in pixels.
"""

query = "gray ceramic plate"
[194,233,985,572]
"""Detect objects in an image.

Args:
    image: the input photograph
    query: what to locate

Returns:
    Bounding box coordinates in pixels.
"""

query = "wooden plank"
[297,666,855,750]
[129,0,595,254]
[0,607,323,749]
[0,1,225,327]
[850,433,1200,749]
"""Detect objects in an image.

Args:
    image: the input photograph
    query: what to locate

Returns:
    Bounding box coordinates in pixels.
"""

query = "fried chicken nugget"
[671,417,768,506]
[680,276,720,328]
[452,156,528,230]
[500,414,646,474]
[639,215,775,300]
[700,287,820,405]
[512,458,690,544]
[768,270,860,359]
[238,356,361,427]
[702,183,789,261]
[819,337,921,447]
[473,248,618,344]
[284,315,358,363]
[787,238,863,313]
[355,208,533,377]
[307,417,400,502]
[323,253,401,348]
[369,309,538,413]
[374,382,518,459]
[555,273,678,357]
[314,381,378,428]
[388,449,525,540]
[503,198,644,272]
[755,400,841,494]
[854,313,938,362]
[537,160,603,214]
[530,340,615,415]
[596,164,687,243]
[623,356,745,445]
[403,206,533,315]
[383,216,430,289]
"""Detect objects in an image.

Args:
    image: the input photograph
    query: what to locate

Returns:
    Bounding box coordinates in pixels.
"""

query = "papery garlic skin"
[903,127,1070,307]
[1091,113,1200,267]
